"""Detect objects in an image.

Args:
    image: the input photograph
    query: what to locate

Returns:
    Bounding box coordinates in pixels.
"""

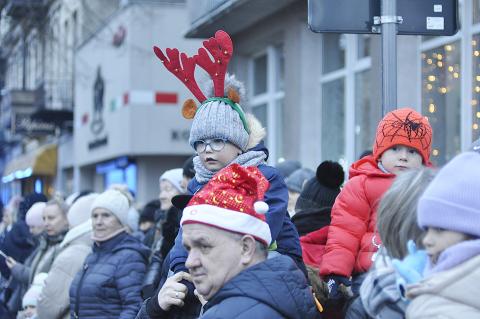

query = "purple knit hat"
[417,152,480,237]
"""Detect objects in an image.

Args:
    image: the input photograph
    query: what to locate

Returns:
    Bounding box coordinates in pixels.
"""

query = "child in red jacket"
[319,107,433,299]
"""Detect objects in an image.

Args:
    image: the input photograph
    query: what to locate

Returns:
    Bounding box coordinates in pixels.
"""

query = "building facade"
[68,0,199,205]
[185,0,476,170]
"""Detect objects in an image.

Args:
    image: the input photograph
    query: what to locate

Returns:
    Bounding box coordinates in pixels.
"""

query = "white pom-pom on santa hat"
[254,201,269,214]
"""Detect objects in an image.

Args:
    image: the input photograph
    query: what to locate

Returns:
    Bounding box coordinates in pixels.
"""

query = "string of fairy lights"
[421,37,480,162]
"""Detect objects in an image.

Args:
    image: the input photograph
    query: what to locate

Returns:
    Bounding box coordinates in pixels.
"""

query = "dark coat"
[201,255,319,319]
[169,158,303,273]
[69,232,149,319]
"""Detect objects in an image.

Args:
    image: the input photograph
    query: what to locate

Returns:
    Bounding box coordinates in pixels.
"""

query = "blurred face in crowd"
[159,180,181,211]
[28,224,44,236]
[139,220,154,232]
[22,305,36,318]
[194,139,241,172]
[422,227,470,265]
[183,223,246,300]
[91,208,124,239]
[378,145,423,175]
[43,204,69,237]
[181,175,192,193]
[2,207,13,226]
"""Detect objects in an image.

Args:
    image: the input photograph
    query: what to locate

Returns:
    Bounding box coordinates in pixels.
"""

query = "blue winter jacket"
[201,255,320,319]
[69,231,149,319]
[169,148,302,273]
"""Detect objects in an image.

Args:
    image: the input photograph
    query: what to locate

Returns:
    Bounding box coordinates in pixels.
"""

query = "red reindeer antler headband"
[153,30,237,119]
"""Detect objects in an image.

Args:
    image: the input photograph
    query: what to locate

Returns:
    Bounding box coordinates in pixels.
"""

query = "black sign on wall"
[308,0,459,36]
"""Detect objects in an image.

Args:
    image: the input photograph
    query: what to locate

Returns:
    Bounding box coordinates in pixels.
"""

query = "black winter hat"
[140,199,160,223]
[182,155,196,179]
[295,161,344,212]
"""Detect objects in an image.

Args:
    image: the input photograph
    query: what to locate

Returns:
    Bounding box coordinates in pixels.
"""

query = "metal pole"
[381,0,398,115]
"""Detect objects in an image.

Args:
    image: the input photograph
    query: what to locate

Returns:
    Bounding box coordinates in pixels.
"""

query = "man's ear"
[239,235,257,265]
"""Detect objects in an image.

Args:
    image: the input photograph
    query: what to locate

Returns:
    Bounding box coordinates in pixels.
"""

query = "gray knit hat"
[189,99,249,151]
[286,168,315,193]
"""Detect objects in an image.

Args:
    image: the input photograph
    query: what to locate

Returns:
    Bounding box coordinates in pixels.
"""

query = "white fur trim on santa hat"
[91,189,130,226]
[181,204,272,245]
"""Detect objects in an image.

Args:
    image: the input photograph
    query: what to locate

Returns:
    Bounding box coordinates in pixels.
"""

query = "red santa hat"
[180,164,271,245]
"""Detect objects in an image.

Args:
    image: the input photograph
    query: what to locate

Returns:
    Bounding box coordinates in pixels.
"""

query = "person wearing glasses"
[143,75,304,318]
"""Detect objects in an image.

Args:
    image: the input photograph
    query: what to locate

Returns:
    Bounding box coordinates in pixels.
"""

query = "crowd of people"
[0,30,478,319]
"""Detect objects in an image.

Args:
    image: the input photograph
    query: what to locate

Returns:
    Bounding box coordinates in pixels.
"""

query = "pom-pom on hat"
[417,152,480,237]
[180,164,272,245]
[25,202,46,228]
[22,272,48,308]
[91,189,130,227]
[373,107,432,164]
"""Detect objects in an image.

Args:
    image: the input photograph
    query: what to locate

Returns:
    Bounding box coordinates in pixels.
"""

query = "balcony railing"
[189,0,230,25]
[35,79,74,111]
[3,0,48,20]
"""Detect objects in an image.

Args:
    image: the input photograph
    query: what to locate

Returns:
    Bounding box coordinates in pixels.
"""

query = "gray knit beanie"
[189,100,249,151]
[286,168,315,193]
[189,74,250,151]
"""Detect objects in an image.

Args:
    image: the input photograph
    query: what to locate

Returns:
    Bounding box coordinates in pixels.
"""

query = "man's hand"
[157,272,192,311]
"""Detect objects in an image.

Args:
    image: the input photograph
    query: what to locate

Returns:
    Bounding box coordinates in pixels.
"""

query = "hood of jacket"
[248,141,269,161]
[349,155,394,179]
[204,255,317,319]
[60,220,93,248]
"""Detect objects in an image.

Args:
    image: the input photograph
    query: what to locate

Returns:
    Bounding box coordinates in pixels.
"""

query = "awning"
[2,144,57,183]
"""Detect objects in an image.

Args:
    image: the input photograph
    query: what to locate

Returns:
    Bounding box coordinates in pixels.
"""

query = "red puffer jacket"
[319,155,395,277]
[301,226,329,269]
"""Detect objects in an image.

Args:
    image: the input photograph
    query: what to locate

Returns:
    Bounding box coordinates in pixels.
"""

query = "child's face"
[196,139,241,172]
[423,227,470,265]
[378,145,422,174]
[23,305,36,318]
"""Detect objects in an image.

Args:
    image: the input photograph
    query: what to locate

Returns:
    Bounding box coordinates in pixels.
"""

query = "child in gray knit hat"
[151,31,305,314]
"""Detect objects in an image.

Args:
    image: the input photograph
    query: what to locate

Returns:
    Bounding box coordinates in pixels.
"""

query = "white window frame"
[248,45,285,165]
[319,34,372,168]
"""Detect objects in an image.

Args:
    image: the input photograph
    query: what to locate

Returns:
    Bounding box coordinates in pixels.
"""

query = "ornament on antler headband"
[153,30,237,120]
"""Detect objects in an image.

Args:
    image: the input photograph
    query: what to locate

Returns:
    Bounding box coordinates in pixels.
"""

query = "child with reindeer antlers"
[145,30,305,315]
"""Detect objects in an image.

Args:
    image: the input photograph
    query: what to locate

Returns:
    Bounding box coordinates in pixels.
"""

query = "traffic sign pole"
[380,0,399,115]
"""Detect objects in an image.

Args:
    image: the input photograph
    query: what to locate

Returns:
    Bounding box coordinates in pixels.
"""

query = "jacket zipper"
[74,263,89,318]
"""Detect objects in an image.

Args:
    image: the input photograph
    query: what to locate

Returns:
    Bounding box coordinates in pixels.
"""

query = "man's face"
[183,223,244,300]
[378,145,423,175]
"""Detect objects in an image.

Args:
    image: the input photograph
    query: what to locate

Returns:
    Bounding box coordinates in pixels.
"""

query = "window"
[472,35,480,141]
[249,45,285,163]
[322,79,345,161]
[421,42,461,165]
[320,34,373,165]
[323,34,345,74]
[355,69,380,158]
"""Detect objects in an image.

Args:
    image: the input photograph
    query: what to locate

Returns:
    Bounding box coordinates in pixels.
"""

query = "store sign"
[171,129,190,142]
[308,0,459,36]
